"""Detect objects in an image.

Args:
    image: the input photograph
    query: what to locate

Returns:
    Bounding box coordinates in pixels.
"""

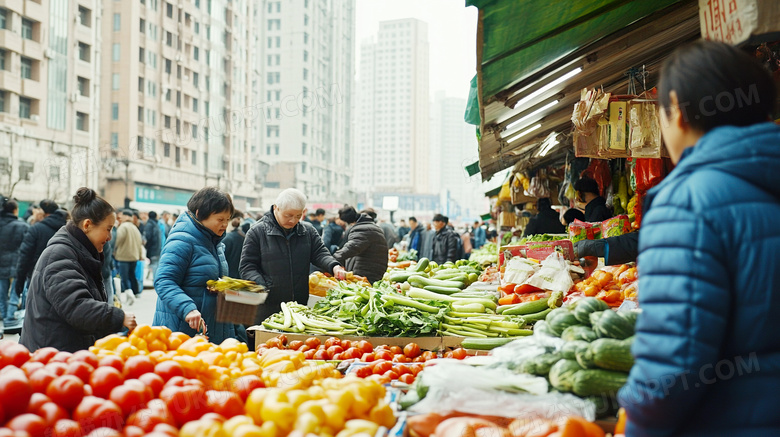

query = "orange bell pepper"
[559,416,605,437]
[498,294,521,306]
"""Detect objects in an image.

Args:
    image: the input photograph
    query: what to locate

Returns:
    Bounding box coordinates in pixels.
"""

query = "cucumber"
[571,369,629,397]
[561,340,589,360]
[593,310,635,340]
[386,271,424,283]
[573,297,610,325]
[526,352,562,376]
[532,320,556,337]
[414,258,430,272]
[409,276,465,289]
[423,285,462,295]
[547,312,580,336]
[590,337,634,372]
[520,308,552,323]
[561,325,598,342]
[460,337,517,350]
[501,297,550,316]
[549,359,584,392]
[432,273,468,282]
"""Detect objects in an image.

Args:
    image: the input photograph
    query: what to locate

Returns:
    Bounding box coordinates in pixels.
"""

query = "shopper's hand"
[333,266,347,281]
[185,310,203,331]
[123,312,137,331]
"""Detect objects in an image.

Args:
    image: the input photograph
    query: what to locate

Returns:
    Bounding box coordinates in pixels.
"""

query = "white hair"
[275,188,307,211]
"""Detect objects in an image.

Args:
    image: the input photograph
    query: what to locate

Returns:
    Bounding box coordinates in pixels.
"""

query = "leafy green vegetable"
[519,234,567,244]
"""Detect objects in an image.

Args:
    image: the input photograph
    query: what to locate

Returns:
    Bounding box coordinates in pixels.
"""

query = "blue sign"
[135,184,193,206]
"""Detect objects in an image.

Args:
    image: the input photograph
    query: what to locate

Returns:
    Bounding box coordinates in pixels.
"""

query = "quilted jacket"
[334,214,388,283]
[618,123,780,436]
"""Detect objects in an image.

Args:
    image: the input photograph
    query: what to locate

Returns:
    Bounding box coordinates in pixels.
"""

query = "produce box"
[249,327,448,351]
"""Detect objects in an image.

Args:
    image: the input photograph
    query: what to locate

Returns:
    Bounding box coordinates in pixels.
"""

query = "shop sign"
[135,184,192,206]
[699,0,780,45]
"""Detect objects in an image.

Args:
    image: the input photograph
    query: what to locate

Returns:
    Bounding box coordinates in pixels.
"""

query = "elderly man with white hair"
[240,189,346,326]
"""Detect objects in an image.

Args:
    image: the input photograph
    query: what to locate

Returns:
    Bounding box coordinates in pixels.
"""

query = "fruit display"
[0,326,395,437]
[568,264,638,307]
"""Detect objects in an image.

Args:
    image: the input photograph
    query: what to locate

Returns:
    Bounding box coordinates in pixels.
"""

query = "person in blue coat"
[153,187,245,344]
[618,41,780,436]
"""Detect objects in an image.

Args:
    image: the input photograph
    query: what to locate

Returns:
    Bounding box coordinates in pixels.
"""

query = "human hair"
[71,187,114,226]
[39,199,59,215]
[338,205,359,224]
[1,196,17,214]
[148,211,157,220]
[658,40,776,133]
[187,186,235,221]
[360,208,377,221]
[315,208,325,216]
[574,177,600,196]
[231,210,244,220]
[230,217,241,228]
[537,198,552,210]
[563,208,585,225]
[409,217,417,223]
[473,221,480,225]
[121,209,134,218]
[132,210,140,219]
[433,214,448,224]
[275,188,306,211]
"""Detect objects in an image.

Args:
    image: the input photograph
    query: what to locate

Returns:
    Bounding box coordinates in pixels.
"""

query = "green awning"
[485,186,501,198]
[465,161,480,177]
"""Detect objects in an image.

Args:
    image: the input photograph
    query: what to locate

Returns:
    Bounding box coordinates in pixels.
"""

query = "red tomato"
[333,353,344,360]
[28,392,51,412]
[392,354,411,363]
[67,351,99,369]
[49,352,73,364]
[403,343,421,359]
[264,338,283,349]
[413,356,426,363]
[287,341,304,351]
[89,366,124,399]
[374,350,392,361]
[304,337,321,349]
[153,361,184,383]
[0,367,33,418]
[151,423,179,437]
[277,334,288,346]
[98,356,124,373]
[421,351,438,361]
[46,375,84,411]
[34,402,69,426]
[83,384,93,396]
[85,428,122,437]
[340,340,352,350]
[324,337,341,348]
[341,347,357,360]
[126,405,175,432]
[354,366,372,378]
[229,375,264,402]
[382,369,399,380]
[326,345,343,357]
[1,343,31,368]
[451,348,468,360]
[299,345,310,353]
[312,350,328,360]
[30,347,59,364]
[110,380,152,417]
[21,361,44,377]
[73,396,123,431]
[361,352,375,363]
[65,361,94,384]
[372,361,392,375]
[205,390,243,419]
[356,341,374,354]
[123,356,154,380]
[303,349,316,360]
[123,426,145,437]
[389,346,402,355]
[6,413,48,437]
[374,345,390,352]
[45,362,68,377]
[159,385,211,426]
[51,419,83,437]
[29,369,57,393]
[139,373,165,397]
[399,374,415,384]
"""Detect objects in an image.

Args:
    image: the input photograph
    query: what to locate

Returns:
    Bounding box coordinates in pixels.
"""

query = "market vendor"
[522,198,565,237]
[240,189,347,326]
[573,177,612,222]
[618,41,780,436]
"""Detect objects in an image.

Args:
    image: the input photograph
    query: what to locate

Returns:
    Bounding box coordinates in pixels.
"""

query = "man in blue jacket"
[618,41,780,436]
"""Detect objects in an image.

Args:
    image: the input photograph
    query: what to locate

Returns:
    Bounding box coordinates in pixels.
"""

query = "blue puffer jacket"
[153,212,242,344]
[618,123,780,437]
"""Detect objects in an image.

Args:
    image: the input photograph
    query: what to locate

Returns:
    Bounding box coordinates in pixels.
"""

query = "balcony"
[23,0,44,23]
[21,38,42,60]
[0,0,22,15]
[75,26,93,46]
[0,29,22,54]
[0,70,21,94]
[21,78,42,100]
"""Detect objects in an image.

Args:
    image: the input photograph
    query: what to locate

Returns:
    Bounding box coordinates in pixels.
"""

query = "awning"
[468,0,701,180]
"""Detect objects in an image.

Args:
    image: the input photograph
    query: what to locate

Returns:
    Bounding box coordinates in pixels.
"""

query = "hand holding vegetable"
[123,311,137,331]
[333,266,348,280]
[185,309,204,331]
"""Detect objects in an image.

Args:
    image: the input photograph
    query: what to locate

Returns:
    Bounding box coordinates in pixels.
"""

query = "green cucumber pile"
[385,258,482,294]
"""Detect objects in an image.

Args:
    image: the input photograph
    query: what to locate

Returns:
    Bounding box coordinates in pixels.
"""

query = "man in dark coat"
[143,211,162,281]
[574,177,612,222]
[523,198,566,237]
[223,216,249,278]
[430,214,459,264]
[333,206,388,283]
[322,217,345,254]
[15,200,67,297]
[0,197,28,327]
[240,189,346,324]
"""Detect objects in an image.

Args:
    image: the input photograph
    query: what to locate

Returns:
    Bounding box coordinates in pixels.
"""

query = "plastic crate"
[215,290,267,325]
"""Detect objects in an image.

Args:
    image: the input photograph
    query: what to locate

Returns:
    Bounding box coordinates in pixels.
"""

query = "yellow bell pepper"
[294,412,322,434]
[298,400,327,424]
[245,389,270,425]
[178,337,212,356]
[322,405,346,430]
[223,415,255,434]
[258,421,282,437]
[335,420,379,437]
[369,401,395,428]
[168,332,190,350]
[133,324,152,339]
[179,419,227,437]
[260,390,294,432]
[95,334,125,350]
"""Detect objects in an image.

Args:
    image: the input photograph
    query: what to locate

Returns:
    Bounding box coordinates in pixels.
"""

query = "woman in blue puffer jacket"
[153,187,245,344]
[618,41,780,436]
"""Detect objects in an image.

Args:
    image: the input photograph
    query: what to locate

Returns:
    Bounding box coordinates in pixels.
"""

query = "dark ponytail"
[71,187,114,226]
[1,195,17,214]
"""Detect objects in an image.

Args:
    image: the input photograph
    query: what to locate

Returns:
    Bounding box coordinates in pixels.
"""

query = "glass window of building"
[19,97,31,119]
[76,112,88,131]
[78,42,90,62]
[77,77,89,96]
[21,18,33,40]
[0,9,7,30]
[112,43,120,61]
[112,103,119,120]
[111,133,118,149]
[20,57,32,79]
[79,6,91,27]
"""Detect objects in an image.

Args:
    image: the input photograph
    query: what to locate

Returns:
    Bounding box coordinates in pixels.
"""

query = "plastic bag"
[628,101,662,158]
[581,160,612,197]
[523,252,574,295]
[573,89,611,159]
[634,159,664,192]
[415,361,550,396]
[503,257,540,285]
[526,176,551,198]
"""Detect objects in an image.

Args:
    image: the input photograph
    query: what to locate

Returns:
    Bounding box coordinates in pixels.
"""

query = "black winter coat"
[20,223,125,352]
[240,208,339,324]
[584,196,612,222]
[431,227,459,265]
[322,221,345,252]
[222,227,245,278]
[15,210,67,294]
[144,218,162,258]
[334,215,388,283]
[0,212,28,278]
[523,207,566,237]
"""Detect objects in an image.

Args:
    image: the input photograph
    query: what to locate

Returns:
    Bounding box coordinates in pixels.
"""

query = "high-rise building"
[355,18,430,197]
[0,1,101,208]
[258,0,356,206]
[430,91,486,220]
[98,0,263,213]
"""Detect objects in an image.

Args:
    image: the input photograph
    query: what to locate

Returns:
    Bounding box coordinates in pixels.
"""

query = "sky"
[355,0,478,100]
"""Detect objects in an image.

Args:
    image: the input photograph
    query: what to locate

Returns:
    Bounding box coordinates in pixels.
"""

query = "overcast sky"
[355,0,478,100]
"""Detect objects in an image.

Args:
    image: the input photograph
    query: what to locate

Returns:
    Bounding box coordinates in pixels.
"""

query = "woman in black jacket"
[21,188,136,352]
[333,206,388,283]
[0,196,28,327]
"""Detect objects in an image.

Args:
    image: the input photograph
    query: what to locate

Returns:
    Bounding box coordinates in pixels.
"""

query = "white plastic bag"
[503,257,539,284]
[522,252,574,294]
